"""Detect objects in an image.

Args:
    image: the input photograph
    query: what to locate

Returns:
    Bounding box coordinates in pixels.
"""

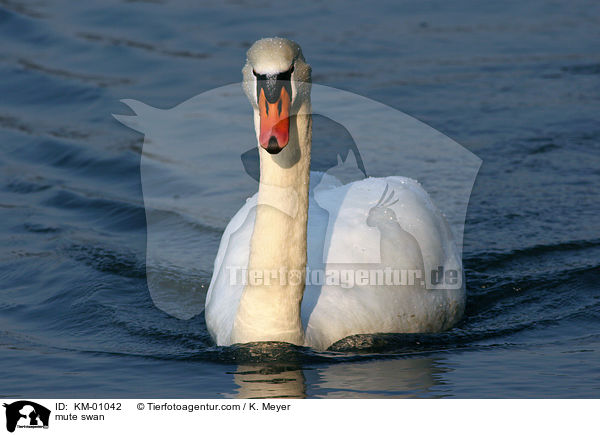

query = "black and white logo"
[3,401,50,433]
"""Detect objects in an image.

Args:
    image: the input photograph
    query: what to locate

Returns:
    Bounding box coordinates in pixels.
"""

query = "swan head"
[242,37,312,154]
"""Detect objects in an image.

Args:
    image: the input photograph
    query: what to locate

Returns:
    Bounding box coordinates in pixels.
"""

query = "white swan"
[205,37,465,350]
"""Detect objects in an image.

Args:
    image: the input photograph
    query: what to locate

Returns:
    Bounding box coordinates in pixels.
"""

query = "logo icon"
[114,82,481,321]
[3,401,50,433]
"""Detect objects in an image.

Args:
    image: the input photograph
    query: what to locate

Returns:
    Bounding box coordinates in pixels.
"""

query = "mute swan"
[205,37,465,350]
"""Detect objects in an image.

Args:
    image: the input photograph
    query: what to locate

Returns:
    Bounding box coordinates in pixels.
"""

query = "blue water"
[1,0,599,398]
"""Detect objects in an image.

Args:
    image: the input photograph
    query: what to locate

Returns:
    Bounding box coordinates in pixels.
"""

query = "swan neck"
[232,102,312,345]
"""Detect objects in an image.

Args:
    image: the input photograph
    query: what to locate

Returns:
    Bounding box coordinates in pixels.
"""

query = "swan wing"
[205,196,257,345]
[304,175,464,349]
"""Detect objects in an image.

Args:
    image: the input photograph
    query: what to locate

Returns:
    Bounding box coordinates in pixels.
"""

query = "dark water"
[1,0,599,398]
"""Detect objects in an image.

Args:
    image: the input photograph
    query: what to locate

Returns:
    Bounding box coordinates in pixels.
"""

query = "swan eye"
[278,64,294,81]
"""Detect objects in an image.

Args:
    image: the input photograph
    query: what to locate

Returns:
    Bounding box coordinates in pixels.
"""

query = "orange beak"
[258,86,290,154]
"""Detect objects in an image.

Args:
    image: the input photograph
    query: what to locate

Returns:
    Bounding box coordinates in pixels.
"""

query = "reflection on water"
[312,358,444,398]
[230,347,447,399]
[234,366,307,399]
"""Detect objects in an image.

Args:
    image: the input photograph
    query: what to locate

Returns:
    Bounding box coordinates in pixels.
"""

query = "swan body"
[205,38,465,350]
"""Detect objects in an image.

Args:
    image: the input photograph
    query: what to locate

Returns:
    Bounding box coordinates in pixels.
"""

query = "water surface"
[1,0,599,398]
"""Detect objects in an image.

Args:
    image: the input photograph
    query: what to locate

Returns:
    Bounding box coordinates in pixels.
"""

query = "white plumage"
[206,172,465,350]
[205,37,465,350]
